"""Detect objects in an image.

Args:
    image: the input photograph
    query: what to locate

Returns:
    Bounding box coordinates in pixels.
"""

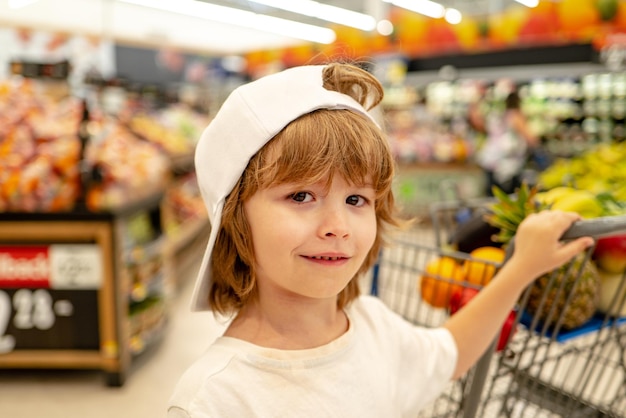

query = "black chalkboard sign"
[0,244,103,353]
[0,289,99,352]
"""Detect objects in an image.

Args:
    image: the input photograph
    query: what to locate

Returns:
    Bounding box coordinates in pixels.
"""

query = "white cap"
[191,64,378,311]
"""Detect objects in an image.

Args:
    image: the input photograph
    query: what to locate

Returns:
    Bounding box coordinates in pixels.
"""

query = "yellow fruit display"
[535,186,577,206]
[462,247,506,286]
[420,257,464,309]
[550,189,604,219]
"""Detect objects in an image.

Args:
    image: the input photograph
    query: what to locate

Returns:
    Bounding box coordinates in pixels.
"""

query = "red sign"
[0,245,102,289]
[0,246,50,288]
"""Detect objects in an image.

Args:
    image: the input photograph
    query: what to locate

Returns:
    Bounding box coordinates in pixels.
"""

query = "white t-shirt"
[168,295,458,418]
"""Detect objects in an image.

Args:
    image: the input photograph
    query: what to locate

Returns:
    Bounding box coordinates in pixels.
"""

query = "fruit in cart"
[419,256,464,309]
[448,287,516,352]
[593,234,626,274]
[485,183,548,245]
[596,269,626,317]
[525,254,600,330]
[486,183,601,330]
[461,246,506,286]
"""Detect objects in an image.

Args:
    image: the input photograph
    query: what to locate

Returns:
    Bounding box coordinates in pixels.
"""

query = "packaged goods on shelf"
[0,76,209,386]
[0,77,174,213]
[125,104,209,159]
[0,78,83,212]
[162,172,206,232]
[83,121,170,211]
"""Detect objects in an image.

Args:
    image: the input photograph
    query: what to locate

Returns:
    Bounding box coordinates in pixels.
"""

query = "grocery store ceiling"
[0,0,529,54]
[205,0,508,20]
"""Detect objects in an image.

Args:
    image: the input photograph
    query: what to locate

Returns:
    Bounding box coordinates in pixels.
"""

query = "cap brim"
[190,200,224,312]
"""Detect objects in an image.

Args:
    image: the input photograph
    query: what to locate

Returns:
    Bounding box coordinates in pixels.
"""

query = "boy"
[168,63,592,417]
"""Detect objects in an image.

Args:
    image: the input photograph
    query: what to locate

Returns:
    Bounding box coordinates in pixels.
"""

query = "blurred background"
[1,1,626,417]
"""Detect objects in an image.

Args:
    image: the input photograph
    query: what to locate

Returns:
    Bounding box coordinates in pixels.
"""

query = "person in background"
[471,88,540,196]
[168,62,593,417]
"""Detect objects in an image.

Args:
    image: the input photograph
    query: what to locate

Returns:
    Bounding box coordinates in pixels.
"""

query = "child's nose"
[320,206,350,238]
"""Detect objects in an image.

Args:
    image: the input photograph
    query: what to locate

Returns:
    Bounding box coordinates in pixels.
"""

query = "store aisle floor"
[0,272,228,418]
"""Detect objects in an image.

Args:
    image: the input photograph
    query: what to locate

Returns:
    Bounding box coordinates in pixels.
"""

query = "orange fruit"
[462,246,506,286]
[420,257,464,308]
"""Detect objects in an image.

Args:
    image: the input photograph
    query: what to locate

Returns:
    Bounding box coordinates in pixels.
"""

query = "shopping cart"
[479,216,626,418]
[370,198,505,418]
[371,199,626,418]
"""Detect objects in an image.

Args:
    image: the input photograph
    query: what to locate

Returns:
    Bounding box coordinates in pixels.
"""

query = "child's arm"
[443,210,594,379]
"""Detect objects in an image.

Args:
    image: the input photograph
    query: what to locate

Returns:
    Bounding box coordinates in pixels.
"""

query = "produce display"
[161,172,207,237]
[126,105,208,158]
[83,121,169,211]
[0,78,212,213]
[0,79,83,212]
[538,142,626,203]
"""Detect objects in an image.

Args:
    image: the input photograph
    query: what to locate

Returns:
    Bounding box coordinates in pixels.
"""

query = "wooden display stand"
[0,194,166,386]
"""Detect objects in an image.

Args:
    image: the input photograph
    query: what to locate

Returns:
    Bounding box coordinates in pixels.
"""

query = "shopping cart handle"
[505,215,626,261]
[560,215,626,240]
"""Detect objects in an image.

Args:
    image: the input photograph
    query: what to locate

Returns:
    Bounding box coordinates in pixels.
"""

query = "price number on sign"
[0,289,73,354]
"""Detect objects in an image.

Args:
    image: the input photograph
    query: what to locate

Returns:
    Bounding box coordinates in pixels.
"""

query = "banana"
[536,186,577,205]
[550,189,604,218]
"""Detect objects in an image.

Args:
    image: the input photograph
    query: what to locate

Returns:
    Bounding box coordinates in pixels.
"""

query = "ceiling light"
[118,0,336,44]
[383,0,445,19]
[376,19,394,36]
[444,8,462,25]
[8,0,40,9]
[248,0,377,31]
[515,0,539,7]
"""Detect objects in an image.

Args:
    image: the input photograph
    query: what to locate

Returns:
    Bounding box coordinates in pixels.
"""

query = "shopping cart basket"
[478,216,626,418]
[371,201,626,418]
[370,199,507,418]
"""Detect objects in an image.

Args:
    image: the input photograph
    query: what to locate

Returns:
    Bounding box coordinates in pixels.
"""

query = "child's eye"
[346,195,368,207]
[289,192,313,203]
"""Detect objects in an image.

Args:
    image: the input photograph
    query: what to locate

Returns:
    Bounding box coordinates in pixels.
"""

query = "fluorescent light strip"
[383,0,445,19]
[8,0,40,9]
[515,0,539,7]
[119,0,336,44]
[248,0,376,31]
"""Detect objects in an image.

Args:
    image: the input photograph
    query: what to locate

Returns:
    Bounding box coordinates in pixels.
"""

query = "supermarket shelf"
[164,218,210,288]
[0,193,169,387]
[165,217,210,256]
[0,350,107,369]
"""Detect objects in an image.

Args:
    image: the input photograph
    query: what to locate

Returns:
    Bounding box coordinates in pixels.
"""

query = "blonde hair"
[209,62,403,314]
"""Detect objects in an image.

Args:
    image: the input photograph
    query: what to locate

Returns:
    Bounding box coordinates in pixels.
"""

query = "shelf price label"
[0,245,102,353]
[0,244,103,289]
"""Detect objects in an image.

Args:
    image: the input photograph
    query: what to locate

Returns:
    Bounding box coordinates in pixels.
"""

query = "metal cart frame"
[372,198,626,417]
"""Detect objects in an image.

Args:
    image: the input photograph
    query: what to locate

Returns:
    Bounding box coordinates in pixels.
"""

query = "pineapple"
[525,254,599,330]
[485,183,600,330]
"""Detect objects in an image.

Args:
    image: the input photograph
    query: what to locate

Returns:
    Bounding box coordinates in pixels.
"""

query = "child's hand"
[509,210,594,280]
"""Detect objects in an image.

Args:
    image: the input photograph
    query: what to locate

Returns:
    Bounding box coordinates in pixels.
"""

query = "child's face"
[243,173,377,304]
